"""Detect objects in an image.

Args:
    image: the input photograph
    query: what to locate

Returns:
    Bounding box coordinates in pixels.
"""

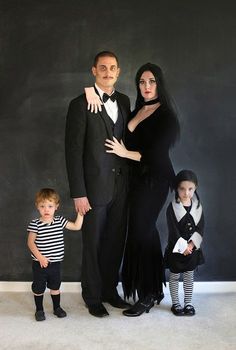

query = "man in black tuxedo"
[65,51,130,317]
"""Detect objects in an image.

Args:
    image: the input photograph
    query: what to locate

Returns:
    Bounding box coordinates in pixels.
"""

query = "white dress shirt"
[95,83,118,123]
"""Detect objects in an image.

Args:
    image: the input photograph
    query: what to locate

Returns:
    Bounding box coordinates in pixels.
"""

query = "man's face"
[92,56,120,91]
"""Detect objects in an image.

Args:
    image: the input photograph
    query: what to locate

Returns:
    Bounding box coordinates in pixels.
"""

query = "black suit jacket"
[65,91,131,206]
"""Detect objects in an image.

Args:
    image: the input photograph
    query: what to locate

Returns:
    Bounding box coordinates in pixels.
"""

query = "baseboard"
[0,281,235,293]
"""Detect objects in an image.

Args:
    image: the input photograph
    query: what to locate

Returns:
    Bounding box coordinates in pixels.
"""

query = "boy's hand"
[39,256,49,268]
[74,197,92,216]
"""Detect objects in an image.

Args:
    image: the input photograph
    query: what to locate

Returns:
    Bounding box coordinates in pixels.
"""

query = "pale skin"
[105,70,161,161]
[177,180,197,256]
[86,71,161,161]
[75,55,120,216]
[85,55,120,113]
[27,199,83,296]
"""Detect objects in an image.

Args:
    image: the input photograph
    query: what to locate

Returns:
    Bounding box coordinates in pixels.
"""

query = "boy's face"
[177,181,196,205]
[36,199,59,222]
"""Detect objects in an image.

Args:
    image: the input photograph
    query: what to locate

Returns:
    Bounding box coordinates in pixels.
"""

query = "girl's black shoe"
[123,296,155,317]
[171,304,184,316]
[184,304,195,316]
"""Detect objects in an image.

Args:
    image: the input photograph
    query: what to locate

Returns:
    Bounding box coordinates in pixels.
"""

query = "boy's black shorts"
[31,261,61,294]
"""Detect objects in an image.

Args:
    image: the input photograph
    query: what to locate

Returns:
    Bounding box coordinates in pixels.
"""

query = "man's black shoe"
[103,295,131,309]
[87,303,109,317]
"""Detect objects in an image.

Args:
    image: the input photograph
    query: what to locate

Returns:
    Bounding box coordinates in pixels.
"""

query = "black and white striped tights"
[169,270,194,306]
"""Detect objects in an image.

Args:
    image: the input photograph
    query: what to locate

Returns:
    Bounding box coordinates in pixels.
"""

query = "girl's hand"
[85,87,103,113]
[188,241,195,250]
[183,246,193,256]
[105,137,127,157]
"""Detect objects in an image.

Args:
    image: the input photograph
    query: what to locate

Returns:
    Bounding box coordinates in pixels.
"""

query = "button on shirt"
[95,83,118,123]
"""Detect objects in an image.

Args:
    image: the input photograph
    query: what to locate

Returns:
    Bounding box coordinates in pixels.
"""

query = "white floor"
[0,283,235,350]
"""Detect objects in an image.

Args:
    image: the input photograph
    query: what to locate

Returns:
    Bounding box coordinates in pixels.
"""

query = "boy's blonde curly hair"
[35,188,60,205]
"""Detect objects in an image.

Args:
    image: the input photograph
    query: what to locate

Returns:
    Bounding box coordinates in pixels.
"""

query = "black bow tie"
[102,92,116,103]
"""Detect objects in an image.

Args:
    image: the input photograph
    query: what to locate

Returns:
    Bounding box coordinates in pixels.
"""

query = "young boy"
[27,188,83,321]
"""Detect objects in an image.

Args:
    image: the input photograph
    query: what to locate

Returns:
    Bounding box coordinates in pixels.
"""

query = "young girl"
[164,170,204,316]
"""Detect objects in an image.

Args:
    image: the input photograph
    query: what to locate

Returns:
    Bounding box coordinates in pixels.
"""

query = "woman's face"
[139,71,158,101]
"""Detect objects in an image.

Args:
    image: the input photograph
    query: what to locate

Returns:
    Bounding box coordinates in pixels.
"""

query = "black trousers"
[31,261,61,294]
[81,172,128,306]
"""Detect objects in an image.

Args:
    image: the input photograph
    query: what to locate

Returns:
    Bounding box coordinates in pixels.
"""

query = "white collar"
[95,83,115,100]
[172,194,202,225]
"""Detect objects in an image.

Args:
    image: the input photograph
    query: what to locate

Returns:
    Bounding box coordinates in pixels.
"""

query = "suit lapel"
[93,86,113,139]
[116,94,126,139]
[93,88,126,140]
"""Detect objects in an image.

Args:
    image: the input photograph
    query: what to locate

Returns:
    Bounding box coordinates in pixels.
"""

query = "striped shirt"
[27,216,68,262]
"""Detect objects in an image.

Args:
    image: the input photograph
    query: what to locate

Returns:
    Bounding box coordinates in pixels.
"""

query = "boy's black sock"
[34,295,44,311]
[51,294,60,310]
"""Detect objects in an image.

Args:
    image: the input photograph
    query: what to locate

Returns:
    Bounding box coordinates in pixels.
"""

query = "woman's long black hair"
[134,63,180,146]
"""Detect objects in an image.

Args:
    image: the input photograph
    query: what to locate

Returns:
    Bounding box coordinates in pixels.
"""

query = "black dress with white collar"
[164,195,205,273]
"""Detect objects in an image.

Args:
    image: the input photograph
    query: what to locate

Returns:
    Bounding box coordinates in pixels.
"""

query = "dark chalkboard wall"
[0,0,235,281]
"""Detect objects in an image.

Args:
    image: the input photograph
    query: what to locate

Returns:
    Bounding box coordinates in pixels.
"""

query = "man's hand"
[74,197,92,216]
[85,87,103,113]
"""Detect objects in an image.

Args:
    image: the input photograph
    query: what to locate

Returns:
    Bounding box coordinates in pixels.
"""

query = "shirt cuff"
[172,237,188,254]
[189,231,202,249]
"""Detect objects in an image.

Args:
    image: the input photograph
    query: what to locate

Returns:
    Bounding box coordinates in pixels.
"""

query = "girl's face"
[177,181,196,206]
[36,199,59,223]
[139,71,158,101]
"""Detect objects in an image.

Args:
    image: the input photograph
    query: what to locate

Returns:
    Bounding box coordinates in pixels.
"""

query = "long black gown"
[122,105,179,301]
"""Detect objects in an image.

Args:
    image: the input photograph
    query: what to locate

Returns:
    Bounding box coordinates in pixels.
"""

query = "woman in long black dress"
[105,63,180,316]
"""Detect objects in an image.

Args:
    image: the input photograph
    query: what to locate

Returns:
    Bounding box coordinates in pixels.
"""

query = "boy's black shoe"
[171,304,184,316]
[184,304,195,316]
[35,310,46,321]
[53,307,67,318]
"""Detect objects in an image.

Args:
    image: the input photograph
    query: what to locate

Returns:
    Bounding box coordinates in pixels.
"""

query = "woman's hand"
[105,137,127,158]
[85,87,103,113]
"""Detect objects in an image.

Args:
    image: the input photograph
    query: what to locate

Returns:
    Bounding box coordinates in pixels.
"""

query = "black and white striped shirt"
[27,216,68,262]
